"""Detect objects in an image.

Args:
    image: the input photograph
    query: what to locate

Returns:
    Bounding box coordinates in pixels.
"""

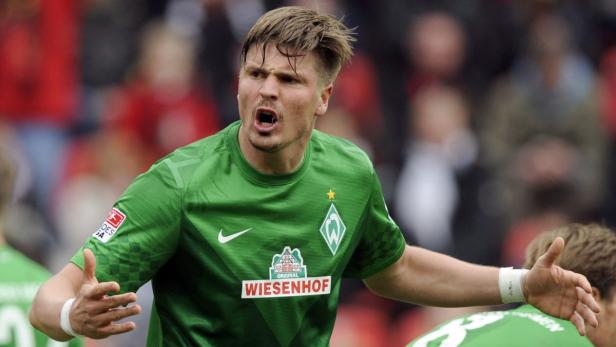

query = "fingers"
[571,271,593,296]
[538,237,564,267]
[564,270,599,312]
[574,294,599,329]
[97,321,137,337]
[576,287,601,322]
[72,290,141,339]
[84,281,121,300]
[88,313,140,339]
[102,292,138,311]
[570,311,586,336]
[84,289,137,313]
[83,249,97,283]
[95,304,142,325]
[569,287,599,336]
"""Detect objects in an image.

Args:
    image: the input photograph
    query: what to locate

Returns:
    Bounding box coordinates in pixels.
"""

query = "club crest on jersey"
[92,208,126,243]
[270,246,307,279]
[319,203,346,255]
[241,247,331,299]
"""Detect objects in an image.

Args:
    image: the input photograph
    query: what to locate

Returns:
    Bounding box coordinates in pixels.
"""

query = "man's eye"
[250,70,264,78]
[280,75,298,84]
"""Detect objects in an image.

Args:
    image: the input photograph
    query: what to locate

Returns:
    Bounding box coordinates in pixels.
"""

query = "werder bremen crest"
[270,247,307,279]
[320,203,346,255]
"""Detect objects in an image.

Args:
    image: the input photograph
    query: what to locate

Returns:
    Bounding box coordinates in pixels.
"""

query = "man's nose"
[259,75,279,99]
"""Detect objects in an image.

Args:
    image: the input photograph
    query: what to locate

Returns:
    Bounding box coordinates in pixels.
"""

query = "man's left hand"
[524,237,600,335]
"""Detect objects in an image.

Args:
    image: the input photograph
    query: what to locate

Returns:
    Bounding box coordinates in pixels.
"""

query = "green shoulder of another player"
[0,245,83,347]
[407,305,593,347]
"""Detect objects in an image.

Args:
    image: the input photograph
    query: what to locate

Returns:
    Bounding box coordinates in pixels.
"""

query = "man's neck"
[238,130,308,175]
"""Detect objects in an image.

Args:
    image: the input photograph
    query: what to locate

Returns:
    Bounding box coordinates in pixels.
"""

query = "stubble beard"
[249,132,282,153]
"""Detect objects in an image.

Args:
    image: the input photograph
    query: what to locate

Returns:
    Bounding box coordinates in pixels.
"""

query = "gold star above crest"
[327,189,336,201]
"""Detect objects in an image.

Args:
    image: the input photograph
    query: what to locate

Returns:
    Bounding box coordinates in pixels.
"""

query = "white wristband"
[60,297,79,337]
[499,267,529,304]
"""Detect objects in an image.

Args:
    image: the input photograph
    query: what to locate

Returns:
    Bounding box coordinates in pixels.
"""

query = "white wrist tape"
[60,297,79,337]
[499,267,529,304]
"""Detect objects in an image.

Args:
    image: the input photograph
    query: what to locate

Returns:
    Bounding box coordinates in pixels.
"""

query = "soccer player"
[0,150,82,347]
[407,223,616,347]
[30,6,599,346]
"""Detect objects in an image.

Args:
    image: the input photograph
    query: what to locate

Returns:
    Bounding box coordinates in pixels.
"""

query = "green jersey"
[407,305,593,347]
[0,245,82,347]
[71,121,406,346]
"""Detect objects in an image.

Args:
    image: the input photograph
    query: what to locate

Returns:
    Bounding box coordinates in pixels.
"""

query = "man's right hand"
[70,249,142,339]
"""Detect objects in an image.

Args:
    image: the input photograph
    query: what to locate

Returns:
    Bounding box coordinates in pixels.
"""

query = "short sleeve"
[70,160,183,293]
[343,171,406,279]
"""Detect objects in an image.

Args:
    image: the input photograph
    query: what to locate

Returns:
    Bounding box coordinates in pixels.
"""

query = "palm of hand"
[522,237,598,335]
[525,264,578,320]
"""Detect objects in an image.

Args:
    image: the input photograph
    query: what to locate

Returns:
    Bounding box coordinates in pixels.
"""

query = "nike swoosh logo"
[218,228,252,244]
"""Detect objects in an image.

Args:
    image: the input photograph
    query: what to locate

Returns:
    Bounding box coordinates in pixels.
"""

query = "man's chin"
[250,138,281,153]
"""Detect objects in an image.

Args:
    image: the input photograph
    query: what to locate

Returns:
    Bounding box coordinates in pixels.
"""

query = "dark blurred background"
[2,0,616,346]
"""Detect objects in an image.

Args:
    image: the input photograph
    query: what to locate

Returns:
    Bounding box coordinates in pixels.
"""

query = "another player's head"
[524,223,616,347]
[0,148,16,242]
[236,6,355,157]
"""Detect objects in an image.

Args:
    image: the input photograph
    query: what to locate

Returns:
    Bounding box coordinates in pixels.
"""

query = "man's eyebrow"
[244,64,305,81]
[275,70,301,78]
[276,68,308,81]
[244,64,265,71]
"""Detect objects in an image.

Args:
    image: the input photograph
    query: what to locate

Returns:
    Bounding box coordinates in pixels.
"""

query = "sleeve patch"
[93,208,126,243]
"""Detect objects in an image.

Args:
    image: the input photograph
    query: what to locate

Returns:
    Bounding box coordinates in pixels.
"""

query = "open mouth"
[255,108,279,131]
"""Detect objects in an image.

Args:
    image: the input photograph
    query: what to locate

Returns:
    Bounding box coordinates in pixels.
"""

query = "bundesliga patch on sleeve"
[93,207,126,243]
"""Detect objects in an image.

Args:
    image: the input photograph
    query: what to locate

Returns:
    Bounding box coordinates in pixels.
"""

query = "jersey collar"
[225,121,312,186]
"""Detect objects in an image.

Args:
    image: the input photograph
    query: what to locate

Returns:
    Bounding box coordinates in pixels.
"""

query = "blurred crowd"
[2,0,616,346]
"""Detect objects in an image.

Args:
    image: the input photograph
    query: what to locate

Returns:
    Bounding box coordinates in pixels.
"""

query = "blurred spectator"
[598,47,616,227]
[395,85,502,264]
[105,21,221,165]
[80,0,155,89]
[316,106,374,160]
[331,52,384,159]
[0,123,51,264]
[383,10,471,197]
[405,12,467,99]
[292,1,385,164]
[198,0,266,125]
[78,0,162,133]
[501,209,569,267]
[0,0,80,238]
[52,131,144,270]
[479,10,607,226]
[0,147,83,347]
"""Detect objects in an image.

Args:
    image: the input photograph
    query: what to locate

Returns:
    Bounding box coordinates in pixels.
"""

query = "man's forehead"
[245,43,314,70]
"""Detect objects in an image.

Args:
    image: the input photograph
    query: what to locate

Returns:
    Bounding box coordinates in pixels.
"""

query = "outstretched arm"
[29,249,141,340]
[364,245,501,307]
[364,239,599,335]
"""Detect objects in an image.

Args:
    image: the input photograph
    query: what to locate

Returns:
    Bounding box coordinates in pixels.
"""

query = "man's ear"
[316,83,333,116]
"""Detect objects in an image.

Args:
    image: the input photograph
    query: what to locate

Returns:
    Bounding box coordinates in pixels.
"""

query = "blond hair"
[240,6,355,84]
[524,223,616,299]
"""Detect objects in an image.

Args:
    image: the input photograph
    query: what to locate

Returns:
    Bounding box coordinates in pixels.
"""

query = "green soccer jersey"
[0,245,82,347]
[71,121,406,346]
[407,305,593,347]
